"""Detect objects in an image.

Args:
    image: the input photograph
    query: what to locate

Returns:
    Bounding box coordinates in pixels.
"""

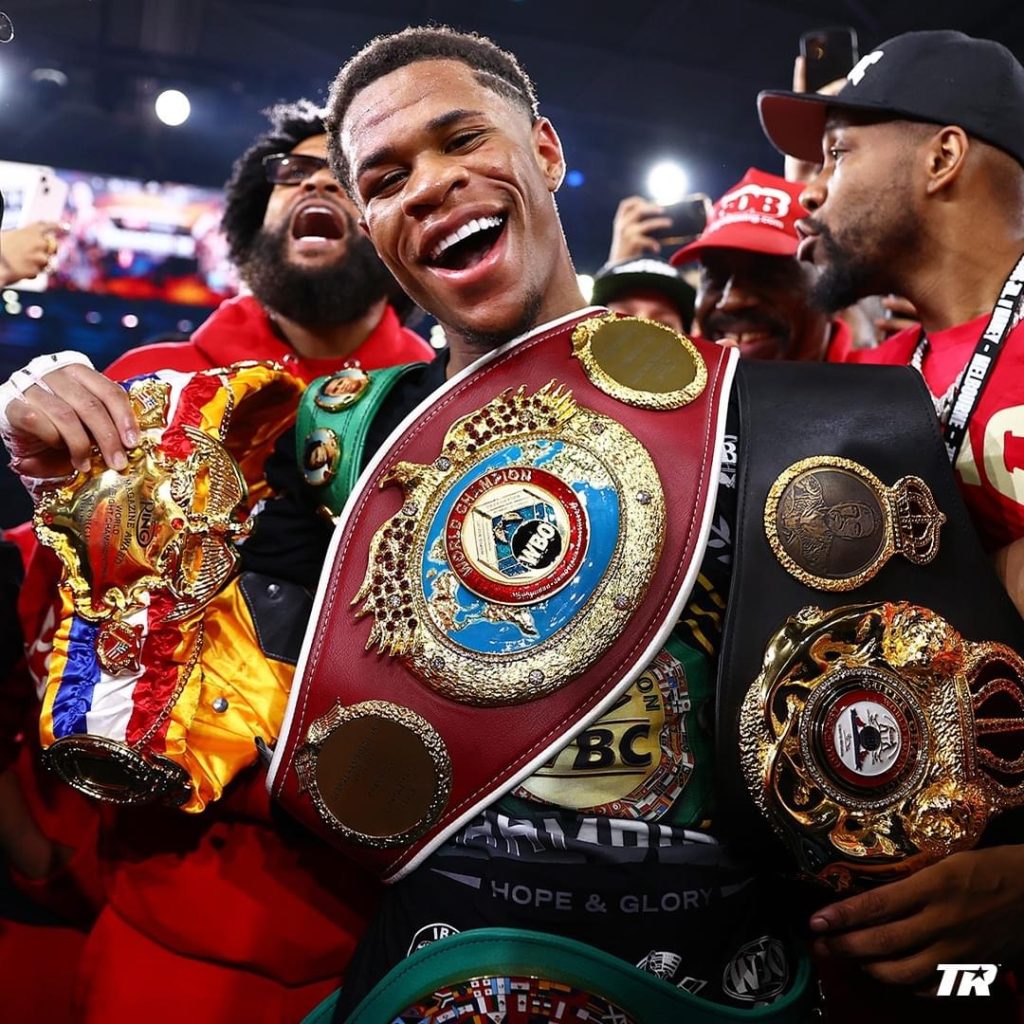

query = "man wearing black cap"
[590,256,695,334]
[759,28,1024,995]
[759,29,1024,555]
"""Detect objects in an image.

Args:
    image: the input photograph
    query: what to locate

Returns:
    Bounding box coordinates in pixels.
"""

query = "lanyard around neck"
[911,252,1024,465]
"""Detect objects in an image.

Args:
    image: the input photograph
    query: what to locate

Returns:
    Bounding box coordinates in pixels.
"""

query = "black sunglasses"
[263,152,331,185]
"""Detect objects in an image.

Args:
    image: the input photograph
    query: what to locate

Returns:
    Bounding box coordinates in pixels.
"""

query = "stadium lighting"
[646,160,690,205]
[155,89,191,127]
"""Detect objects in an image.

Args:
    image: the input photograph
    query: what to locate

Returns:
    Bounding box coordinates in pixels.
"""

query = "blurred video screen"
[0,160,239,527]
[0,159,238,304]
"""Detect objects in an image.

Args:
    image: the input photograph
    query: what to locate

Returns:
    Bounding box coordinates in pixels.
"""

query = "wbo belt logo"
[936,963,1000,996]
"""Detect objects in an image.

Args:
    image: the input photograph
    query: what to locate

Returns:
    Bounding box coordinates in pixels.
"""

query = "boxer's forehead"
[342,59,525,188]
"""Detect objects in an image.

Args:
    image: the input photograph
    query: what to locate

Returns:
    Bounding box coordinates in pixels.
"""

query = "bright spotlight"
[646,160,690,205]
[576,274,594,303]
[155,89,191,127]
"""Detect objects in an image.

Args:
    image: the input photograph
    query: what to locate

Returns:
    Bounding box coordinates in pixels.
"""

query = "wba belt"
[269,310,735,880]
[717,360,1024,889]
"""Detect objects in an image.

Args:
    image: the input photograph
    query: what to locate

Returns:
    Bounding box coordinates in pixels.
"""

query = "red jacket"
[108,293,432,382]
[7,297,432,1008]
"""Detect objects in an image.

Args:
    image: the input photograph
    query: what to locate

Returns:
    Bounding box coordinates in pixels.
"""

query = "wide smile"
[421,212,509,289]
[290,202,348,255]
[709,326,783,359]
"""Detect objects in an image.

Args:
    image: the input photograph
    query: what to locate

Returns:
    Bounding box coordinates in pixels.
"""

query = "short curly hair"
[324,25,539,193]
[221,99,326,266]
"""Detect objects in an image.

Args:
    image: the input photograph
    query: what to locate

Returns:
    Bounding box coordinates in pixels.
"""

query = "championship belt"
[270,311,735,880]
[741,601,1024,890]
[295,363,425,516]
[34,362,303,810]
[717,361,1024,889]
[302,929,814,1024]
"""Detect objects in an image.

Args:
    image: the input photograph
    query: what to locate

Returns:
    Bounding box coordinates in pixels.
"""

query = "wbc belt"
[270,310,735,880]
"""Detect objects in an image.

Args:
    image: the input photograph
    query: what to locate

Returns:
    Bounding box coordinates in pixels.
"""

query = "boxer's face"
[341,59,568,346]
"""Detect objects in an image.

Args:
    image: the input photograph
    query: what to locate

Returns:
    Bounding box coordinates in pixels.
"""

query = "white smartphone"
[16,167,69,291]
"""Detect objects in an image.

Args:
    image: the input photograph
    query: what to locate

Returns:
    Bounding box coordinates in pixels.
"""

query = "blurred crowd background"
[0,0,1020,525]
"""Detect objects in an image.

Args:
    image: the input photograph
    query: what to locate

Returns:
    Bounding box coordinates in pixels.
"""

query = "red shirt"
[849,315,1024,551]
[825,317,854,363]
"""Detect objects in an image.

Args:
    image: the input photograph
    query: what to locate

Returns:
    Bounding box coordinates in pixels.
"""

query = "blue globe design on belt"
[423,439,616,657]
[353,382,666,706]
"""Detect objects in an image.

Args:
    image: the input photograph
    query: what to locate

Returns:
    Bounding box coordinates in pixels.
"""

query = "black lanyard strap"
[923,252,1024,465]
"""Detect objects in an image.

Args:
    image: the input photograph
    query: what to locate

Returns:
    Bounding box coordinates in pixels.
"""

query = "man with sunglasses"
[0,100,429,1024]
[107,99,431,383]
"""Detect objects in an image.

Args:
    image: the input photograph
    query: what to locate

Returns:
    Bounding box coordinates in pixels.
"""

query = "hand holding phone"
[13,168,69,290]
[800,27,859,93]
[609,194,711,262]
[648,194,712,245]
[0,221,64,286]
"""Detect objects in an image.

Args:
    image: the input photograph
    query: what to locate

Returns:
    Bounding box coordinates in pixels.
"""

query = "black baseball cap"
[591,257,696,324]
[759,30,1024,168]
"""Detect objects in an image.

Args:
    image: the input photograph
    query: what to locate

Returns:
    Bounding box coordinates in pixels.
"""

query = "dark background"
[1,0,1021,526]
[2,0,1021,273]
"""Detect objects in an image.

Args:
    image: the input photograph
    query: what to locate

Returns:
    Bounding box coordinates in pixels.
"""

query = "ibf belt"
[741,602,1024,891]
[270,311,735,880]
[35,362,302,810]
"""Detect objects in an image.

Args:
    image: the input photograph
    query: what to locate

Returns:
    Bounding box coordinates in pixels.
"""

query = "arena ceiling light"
[645,160,690,205]
[155,88,191,127]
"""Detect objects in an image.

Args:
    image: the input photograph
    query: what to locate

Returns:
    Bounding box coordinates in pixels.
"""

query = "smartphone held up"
[800,27,859,92]
[649,194,712,246]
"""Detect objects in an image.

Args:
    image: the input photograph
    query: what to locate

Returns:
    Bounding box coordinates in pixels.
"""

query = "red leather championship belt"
[269,310,735,880]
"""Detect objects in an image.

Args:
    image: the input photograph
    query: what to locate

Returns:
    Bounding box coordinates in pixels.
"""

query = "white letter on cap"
[848,50,884,86]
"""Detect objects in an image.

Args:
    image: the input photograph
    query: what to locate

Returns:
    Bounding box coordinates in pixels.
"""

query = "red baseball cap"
[670,168,806,266]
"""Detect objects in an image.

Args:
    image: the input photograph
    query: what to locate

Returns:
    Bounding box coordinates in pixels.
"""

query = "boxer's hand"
[608,196,672,262]
[3,361,138,478]
[810,847,1024,993]
[0,221,64,284]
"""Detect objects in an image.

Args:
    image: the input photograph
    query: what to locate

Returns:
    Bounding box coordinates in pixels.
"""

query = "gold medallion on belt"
[740,601,1024,889]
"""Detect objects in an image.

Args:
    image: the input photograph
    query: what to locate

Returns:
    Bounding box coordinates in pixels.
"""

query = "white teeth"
[430,215,503,261]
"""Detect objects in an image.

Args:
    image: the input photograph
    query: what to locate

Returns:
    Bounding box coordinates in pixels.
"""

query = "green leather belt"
[295,363,423,516]
[303,927,814,1023]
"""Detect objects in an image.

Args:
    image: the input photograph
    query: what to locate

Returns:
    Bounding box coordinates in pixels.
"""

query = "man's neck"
[269,298,388,361]
[902,232,1024,335]
[445,283,588,379]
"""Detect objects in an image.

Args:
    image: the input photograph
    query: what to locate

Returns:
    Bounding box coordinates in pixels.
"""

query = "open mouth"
[426,215,506,271]
[707,323,785,358]
[291,205,345,242]
[796,235,817,263]
[713,330,773,346]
